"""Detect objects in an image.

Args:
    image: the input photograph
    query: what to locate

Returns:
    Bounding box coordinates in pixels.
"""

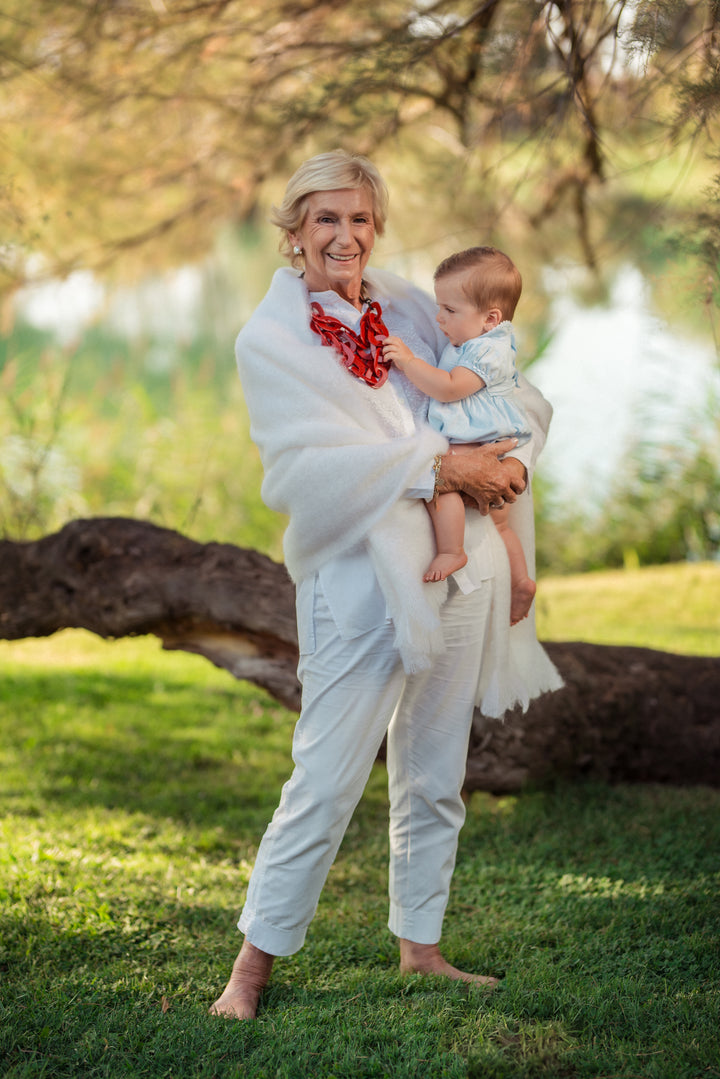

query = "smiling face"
[289,188,376,307]
[434,272,498,347]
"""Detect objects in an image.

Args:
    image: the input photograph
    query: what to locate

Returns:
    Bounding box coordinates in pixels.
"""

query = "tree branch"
[0,516,301,711]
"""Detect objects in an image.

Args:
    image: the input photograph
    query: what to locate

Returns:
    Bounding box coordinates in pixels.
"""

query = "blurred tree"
[2,0,720,293]
[535,407,720,574]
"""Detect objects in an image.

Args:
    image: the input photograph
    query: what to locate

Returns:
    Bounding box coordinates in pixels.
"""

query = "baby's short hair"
[434,246,522,320]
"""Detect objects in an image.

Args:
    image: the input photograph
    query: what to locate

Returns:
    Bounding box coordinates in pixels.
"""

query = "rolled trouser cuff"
[388,903,444,945]
[238,909,308,957]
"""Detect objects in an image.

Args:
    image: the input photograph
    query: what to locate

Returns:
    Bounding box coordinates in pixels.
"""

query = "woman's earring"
[293,245,303,255]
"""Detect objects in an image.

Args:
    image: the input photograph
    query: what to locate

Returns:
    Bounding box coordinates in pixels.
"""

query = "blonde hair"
[434,246,522,320]
[270,150,389,268]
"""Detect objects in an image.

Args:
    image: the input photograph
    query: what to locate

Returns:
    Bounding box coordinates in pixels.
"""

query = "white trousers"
[238,575,493,956]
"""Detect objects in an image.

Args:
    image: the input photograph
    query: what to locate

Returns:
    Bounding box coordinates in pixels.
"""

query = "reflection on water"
[14,261,720,514]
[530,264,719,510]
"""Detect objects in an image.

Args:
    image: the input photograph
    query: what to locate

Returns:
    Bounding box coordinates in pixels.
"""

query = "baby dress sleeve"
[456,336,507,389]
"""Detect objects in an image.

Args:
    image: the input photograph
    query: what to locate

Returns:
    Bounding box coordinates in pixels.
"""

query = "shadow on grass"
[3,667,720,1077]
[2,667,294,830]
[4,909,716,1079]
[2,823,719,1079]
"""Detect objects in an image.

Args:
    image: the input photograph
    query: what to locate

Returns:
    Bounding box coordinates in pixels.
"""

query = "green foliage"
[2,292,718,575]
[0,317,286,557]
[3,0,720,293]
[535,414,720,574]
[2,5,720,575]
[1,622,719,1078]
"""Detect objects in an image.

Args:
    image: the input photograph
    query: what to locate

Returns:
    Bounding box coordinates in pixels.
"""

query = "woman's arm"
[383,335,485,403]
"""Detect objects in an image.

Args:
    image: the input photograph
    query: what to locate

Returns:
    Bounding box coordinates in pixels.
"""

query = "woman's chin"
[327,257,363,278]
[328,274,364,297]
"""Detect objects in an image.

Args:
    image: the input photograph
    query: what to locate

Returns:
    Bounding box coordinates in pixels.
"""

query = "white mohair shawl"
[236,266,449,673]
[235,266,563,709]
[475,493,565,716]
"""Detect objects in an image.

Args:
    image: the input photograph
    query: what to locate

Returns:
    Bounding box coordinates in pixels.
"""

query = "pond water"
[530,263,719,510]
[15,261,720,514]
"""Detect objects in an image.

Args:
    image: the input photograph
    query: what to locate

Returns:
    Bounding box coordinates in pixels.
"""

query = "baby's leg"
[424,492,468,582]
[491,505,536,624]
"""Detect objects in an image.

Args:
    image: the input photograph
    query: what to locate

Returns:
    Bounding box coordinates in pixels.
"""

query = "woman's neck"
[303,274,365,311]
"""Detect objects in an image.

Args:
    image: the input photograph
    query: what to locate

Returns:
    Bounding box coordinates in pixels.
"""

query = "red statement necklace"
[309,296,391,388]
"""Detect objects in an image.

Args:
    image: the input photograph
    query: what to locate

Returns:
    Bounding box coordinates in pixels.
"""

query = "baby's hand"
[383,335,415,370]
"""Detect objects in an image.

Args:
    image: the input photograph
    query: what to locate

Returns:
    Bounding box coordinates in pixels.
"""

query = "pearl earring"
[293,245,303,255]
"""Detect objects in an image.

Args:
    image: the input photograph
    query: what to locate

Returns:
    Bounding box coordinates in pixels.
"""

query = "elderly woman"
[211,150,560,1020]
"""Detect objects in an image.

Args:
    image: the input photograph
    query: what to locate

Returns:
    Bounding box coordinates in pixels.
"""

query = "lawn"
[536,561,720,657]
[1,563,718,1078]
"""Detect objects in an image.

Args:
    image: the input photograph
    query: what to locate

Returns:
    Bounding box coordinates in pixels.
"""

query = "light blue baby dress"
[427,321,531,445]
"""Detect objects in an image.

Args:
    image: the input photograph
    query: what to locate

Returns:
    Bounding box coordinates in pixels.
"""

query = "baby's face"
[434,273,493,347]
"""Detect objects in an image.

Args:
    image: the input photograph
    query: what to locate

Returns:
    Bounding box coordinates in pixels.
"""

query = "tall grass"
[5,312,718,576]
[0,322,285,558]
[1,566,719,1078]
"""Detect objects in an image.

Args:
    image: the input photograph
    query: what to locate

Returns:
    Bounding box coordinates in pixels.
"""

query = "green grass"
[1,564,719,1078]
[536,561,720,656]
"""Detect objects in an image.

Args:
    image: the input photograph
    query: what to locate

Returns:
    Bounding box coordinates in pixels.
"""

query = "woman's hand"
[437,440,527,515]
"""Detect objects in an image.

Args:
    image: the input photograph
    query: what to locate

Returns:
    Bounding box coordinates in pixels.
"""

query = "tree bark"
[0,516,300,711]
[2,517,718,791]
[466,641,720,792]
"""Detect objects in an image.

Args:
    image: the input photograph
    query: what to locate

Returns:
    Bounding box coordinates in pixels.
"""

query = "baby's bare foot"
[423,551,468,583]
[510,576,536,625]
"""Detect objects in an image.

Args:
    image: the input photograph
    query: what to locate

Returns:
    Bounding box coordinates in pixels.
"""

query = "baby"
[383,246,536,625]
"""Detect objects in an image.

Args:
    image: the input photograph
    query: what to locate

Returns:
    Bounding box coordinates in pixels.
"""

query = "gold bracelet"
[431,453,443,508]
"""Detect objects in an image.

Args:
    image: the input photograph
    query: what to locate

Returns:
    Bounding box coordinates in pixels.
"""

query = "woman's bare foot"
[399,939,498,987]
[510,576,536,625]
[423,550,468,583]
[209,941,275,1020]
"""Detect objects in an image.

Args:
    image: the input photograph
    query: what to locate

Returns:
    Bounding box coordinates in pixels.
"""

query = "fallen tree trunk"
[2,517,718,791]
[466,641,720,792]
[0,516,301,711]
